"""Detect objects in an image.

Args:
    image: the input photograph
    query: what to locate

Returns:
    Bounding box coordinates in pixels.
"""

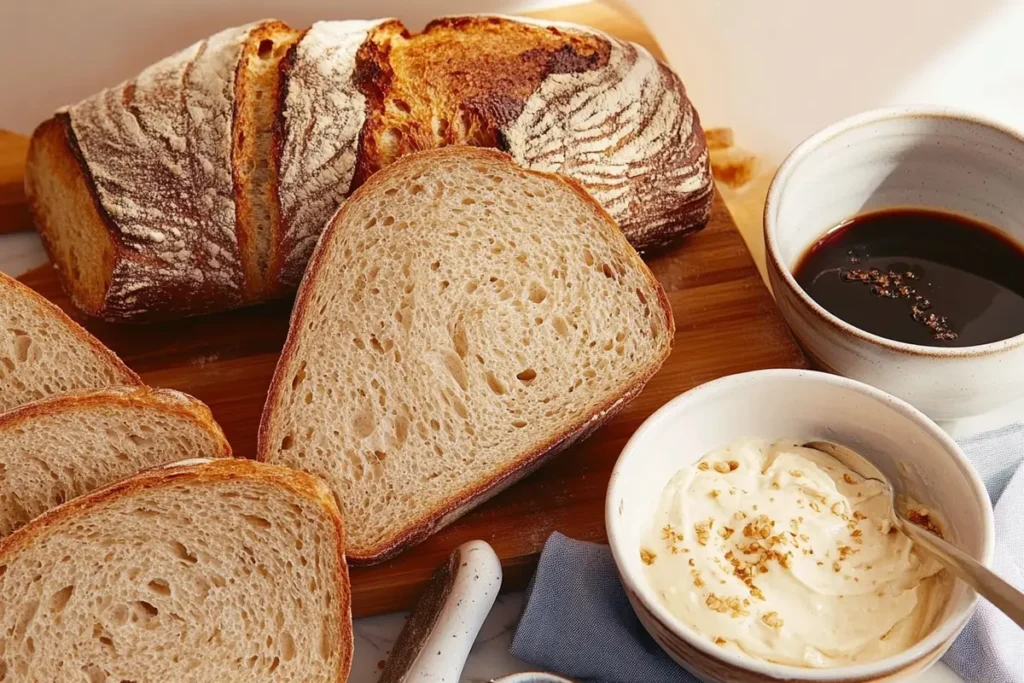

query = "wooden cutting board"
[11,2,808,617]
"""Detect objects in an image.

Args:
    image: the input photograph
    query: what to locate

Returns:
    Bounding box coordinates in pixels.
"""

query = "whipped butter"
[642,438,950,668]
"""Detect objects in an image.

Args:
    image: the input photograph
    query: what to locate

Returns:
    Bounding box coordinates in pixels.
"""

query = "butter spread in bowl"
[640,438,951,668]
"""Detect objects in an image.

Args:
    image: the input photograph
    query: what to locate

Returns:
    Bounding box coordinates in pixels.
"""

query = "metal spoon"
[804,440,1024,628]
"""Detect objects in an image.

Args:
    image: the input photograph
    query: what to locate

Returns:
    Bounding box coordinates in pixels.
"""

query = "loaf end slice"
[0,386,231,537]
[0,458,351,682]
[259,147,674,563]
[0,270,140,413]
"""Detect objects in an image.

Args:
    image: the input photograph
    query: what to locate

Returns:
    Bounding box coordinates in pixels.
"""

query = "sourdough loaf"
[0,270,139,412]
[26,15,711,321]
[258,147,674,563]
[0,386,230,537]
[0,458,351,681]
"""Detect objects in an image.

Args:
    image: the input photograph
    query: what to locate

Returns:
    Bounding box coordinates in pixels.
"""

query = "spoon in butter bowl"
[804,440,1024,629]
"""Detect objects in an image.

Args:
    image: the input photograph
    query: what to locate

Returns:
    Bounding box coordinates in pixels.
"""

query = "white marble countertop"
[0,234,965,682]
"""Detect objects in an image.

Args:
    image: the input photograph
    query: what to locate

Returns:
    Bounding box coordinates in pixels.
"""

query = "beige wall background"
[0,0,571,135]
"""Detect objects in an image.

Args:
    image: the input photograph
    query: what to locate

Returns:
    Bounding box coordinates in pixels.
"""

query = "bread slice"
[0,458,351,682]
[233,20,302,300]
[0,386,231,537]
[259,147,674,563]
[0,270,139,413]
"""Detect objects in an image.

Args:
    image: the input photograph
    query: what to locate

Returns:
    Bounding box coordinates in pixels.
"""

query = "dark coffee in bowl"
[794,208,1024,347]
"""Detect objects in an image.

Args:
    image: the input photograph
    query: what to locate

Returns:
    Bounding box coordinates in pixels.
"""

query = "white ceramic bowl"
[764,107,1024,424]
[606,369,994,682]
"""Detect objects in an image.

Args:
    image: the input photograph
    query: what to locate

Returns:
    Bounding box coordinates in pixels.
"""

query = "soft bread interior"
[261,148,672,561]
[0,272,138,414]
[24,116,115,315]
[234,21,302,299]
[0,388,230,537]
[0,461,349,682]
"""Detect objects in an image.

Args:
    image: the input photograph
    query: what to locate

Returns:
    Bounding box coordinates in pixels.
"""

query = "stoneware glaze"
[606,369,994,682]
[764,107,1024,424]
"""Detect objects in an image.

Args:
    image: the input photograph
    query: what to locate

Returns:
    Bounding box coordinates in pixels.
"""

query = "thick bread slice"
[259,147,674,563]
[233,20,302,299]
[0,270,139,413]
[0,386,231,537]
[0,458,351,682]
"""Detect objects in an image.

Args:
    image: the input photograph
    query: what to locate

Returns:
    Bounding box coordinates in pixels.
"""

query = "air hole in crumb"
[512,420,528,428]
[516,369,537,384]
[383,216,395,226]
[147,579,171,597]
[257,39,274,58]
[430,260,440,271]
[243,515,272,530]
[14,335,31,362]
[583,248,595,266]
[50,585,74,611]
[281,435,295,451]
[170,541,198,564]
[291,362,307,390]
[462,197,476,205]
[485,371,506,395]
[602,263,616,279]
[528,282,548,304]
[392,99,411,114]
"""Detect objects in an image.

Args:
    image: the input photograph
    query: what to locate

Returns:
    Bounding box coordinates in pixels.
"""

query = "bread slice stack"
[0,386,231,537]
[260,147,674,563]
[0,458,351,682]
[0,270,140,413]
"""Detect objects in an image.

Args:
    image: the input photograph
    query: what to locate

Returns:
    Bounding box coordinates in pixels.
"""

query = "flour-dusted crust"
[500,17,713,251]
[274,19,395,288]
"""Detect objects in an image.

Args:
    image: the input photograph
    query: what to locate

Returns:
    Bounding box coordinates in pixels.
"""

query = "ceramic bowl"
[764,107,1024,424]
[606,369,994,682]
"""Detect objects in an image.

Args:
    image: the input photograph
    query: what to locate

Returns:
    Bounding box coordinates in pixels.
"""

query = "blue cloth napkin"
[511,425,1024,683]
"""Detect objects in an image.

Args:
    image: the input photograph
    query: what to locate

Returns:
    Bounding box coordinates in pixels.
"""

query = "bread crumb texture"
[263,148,672,558]
[0,466,347,681]
[0,388,228,537]
[0,273,137,413]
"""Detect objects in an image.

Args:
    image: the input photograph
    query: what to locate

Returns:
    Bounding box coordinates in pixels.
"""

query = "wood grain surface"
[11,3,808,616]
[0,130,31,234]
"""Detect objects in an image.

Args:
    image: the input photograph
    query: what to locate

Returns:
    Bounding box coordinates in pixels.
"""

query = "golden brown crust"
[351,16,610,189]
[233,20,301,301]
[0,269,141,388]
[0,385,231,459]
[0,457,352,682]
[259,146,674,564]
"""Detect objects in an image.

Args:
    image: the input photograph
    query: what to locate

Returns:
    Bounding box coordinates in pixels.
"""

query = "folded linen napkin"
[511,425,1024,683]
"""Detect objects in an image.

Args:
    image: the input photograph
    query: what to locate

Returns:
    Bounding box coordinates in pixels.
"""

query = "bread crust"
[258,146,674,564]
[0,457,353,682]
[0,385,231,458]
[29,15,708,322]
[0,269,141,393]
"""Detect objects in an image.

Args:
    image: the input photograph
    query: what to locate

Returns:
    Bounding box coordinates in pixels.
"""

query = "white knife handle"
[379,540,503,683]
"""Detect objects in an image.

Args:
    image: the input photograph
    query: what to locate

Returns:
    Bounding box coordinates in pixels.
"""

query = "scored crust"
[0,458,352,682]
[258,146,674,564]
[29,14,709,322]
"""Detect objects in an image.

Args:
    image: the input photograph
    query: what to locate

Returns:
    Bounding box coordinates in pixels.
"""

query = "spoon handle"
[899,519,1024,628]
